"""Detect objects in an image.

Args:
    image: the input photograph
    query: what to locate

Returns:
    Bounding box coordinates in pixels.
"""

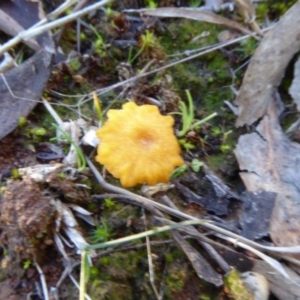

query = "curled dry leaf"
[233,0,263,35]
[233,0,255,22]
[234,1,300,127]
[131,7,254,36]
[53,199,96,257]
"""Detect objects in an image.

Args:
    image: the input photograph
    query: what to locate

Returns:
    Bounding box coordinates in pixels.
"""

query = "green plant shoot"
[90,221,113,243]
[170,164,188,179]
[189,0,202,7]
[192,112,218,129]
[129,30,156,63]
[145,0,158,8]
[23,259,31,270]
[191,159,203,172]
[104,197,116,209]
[176,90,195,137]
[174,90,218,137]
[90,24,106,57]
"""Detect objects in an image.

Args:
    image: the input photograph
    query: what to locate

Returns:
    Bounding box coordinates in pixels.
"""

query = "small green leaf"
[191,159,203,172]
[18,117,27,128]
[170,164,188,179]
[23,260,31,270]
[31,127,47,136]
[220,144,231,153]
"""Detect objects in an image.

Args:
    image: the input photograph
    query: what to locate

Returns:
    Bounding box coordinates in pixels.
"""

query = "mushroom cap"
[96,102,184,187]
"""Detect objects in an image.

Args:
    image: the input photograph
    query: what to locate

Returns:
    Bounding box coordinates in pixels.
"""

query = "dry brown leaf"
[233,0,255,22]
[233,0,262,35]
[234,1,300,127]
[0,51,53,139]
[172,231,223,287]
[138,7,254,36]
[234,99,300,247]
[0,0,54,140]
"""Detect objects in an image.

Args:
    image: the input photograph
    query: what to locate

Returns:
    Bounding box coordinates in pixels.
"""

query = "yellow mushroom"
[96,102,184,187]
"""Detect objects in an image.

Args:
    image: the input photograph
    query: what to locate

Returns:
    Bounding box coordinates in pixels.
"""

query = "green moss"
[161,20,220,53]
[256,0,297,20]
[237,38,258,60]
[202,89,233,113]
[206,152,228,171]
[69,58,81,71]
[103,198,117,210]
[90,222,114,243]
[159,19,235,118]
[224,270,253,300]
[18,117,27,128]
[164,260,188,296]
[88,279,132,300]
[97,250,147,281]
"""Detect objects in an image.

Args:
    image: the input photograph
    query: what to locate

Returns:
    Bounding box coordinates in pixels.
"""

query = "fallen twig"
[0,0,112,56]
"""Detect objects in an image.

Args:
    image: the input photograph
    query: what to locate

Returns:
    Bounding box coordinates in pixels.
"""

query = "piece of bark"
[234,100,300,246]
[234,1,300,127]
[239,191,276,240]
[175,181,230,216]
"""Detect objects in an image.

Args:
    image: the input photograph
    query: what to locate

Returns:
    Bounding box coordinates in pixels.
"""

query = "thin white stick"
[0,0,112,56]
[35,0,78,28]
[21,0,111,41]
[42,98,64,126]
[142,209,160,299]
[35,260,49,300]
[79,251,86,300]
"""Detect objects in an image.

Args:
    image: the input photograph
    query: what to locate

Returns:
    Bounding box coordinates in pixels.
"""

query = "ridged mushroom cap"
[96,102,184,187]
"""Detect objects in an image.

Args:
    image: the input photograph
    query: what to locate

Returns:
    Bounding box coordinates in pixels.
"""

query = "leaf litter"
[1,0,300,299]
